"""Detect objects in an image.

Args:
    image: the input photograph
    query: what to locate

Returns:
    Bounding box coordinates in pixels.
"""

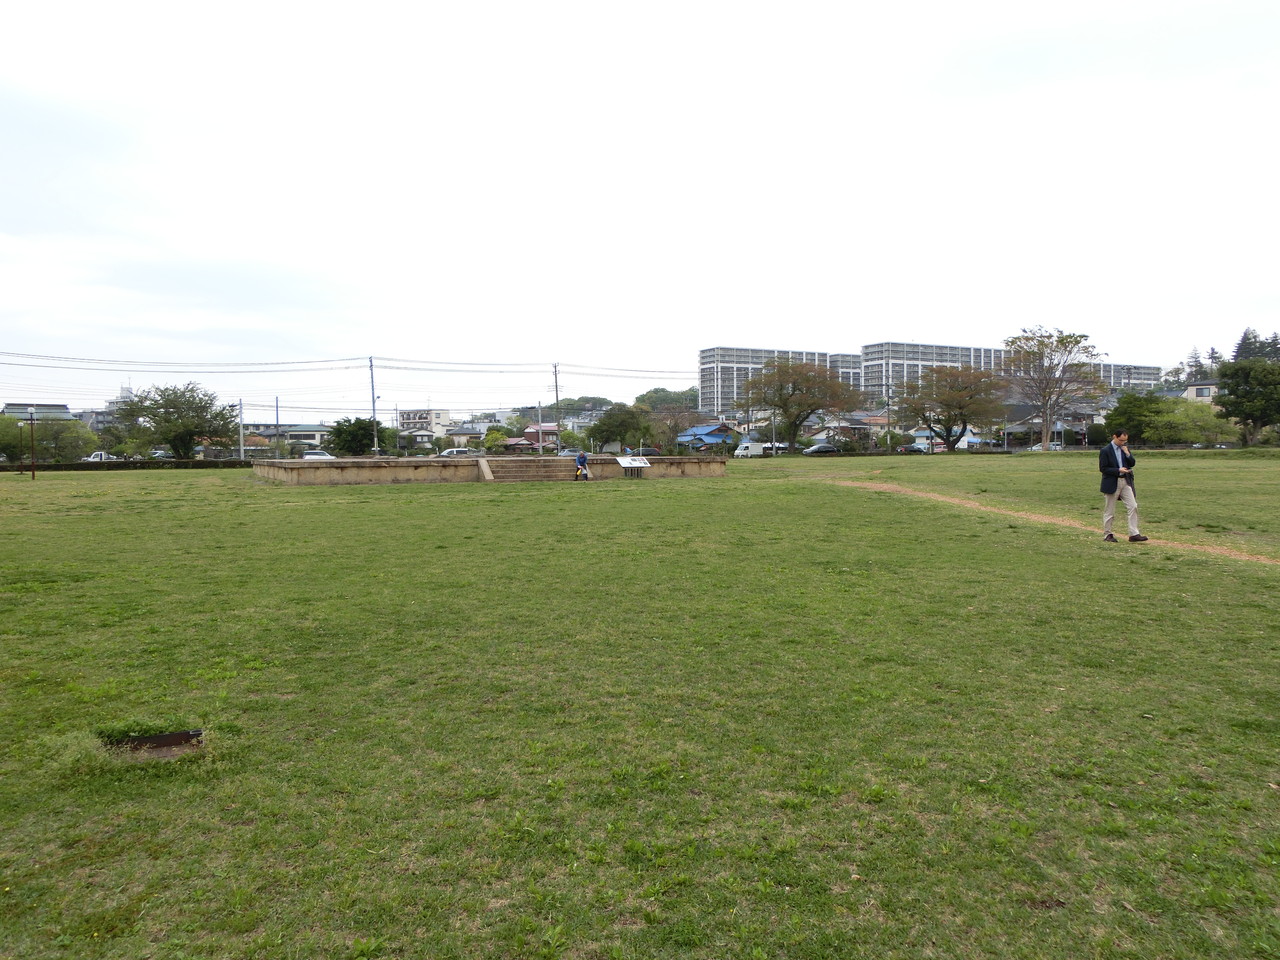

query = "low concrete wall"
[253,456,726,486]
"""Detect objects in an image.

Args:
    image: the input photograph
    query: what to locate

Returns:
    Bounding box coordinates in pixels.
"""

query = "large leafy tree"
[1104,392,1168,444]
[898,365,1006,452]
[0,416,30,463]
[1145,399,1235,447]
[587,403,652,449]
[116,383,237,460]
[1003,328,1105,450]
[328,417,397,456]
[641,402,701,452]
[742,361,865,451]
[43,419,99,462]
[1215,358,1280,445]
[0,417,87,462]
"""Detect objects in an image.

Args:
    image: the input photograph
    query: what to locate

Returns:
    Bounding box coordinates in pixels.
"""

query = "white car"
[438,448,479,457]
[302,450,337,460]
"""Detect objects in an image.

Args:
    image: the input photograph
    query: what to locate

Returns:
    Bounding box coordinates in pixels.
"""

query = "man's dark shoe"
[1129,535,1149,542]
[1103,534,1118,543]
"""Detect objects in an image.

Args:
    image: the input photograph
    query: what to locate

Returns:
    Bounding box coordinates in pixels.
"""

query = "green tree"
[116,383,238,460]
[1161,364,1188,390]
[899,365,1006,452]
[587,403,651,449]
[0,416,25,463]
[1233,328,1264,361]
[1145,399,1236,447]
[327,418,397,456]
[1186,348,1208,381]
[1104,392,1168,445]
[1085,422,1111,446]
[483,428,509,453]
[633,386,698,410]
[558,429,587,451]
[1003,328,1105,450]
[742,361,865,451]
[642,402,701,452]
[42,419,99,462]
[1215,358,1280,445]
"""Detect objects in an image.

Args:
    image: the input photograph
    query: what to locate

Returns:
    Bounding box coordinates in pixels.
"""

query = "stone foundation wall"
[252,456,726,486]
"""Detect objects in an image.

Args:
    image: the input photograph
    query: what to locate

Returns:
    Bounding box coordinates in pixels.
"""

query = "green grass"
[2,457,1278,959]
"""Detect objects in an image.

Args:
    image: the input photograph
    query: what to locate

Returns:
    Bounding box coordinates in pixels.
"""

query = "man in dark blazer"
[1099,429,1148,542]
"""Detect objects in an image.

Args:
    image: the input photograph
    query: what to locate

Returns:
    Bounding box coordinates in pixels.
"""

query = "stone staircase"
[483,457,584,483]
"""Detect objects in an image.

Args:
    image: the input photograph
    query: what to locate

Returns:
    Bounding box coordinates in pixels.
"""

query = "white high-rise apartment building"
[699,343,1161,414]
[698,347,861,416]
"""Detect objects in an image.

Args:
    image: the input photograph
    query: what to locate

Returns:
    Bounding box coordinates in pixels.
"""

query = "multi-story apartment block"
[398,408,451,437]
[698,347,861,416]
[700,343,1161,414]
[860,342,1007,397]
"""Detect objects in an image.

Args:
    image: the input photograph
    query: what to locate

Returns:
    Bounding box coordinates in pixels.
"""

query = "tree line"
[8,330,1278,464]
[738,326,1280,451]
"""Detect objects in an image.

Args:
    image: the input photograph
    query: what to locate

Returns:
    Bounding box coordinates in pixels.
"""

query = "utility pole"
[238,399,244,460]
[552,363,561,428]
[369,356,379,456]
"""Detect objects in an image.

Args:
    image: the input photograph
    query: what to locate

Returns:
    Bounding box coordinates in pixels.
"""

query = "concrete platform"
[252,455,727,486]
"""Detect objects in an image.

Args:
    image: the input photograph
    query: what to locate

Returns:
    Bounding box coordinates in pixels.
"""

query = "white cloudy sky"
[2,1,1277,422]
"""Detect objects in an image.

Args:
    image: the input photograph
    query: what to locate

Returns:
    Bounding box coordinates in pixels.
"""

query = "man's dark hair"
[1111,428,1128,438]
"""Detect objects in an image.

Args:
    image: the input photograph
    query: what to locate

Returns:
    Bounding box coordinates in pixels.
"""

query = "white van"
[734,442,767,458]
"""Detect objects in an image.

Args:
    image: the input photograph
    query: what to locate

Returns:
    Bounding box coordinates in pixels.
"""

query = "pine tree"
[1233,328,1262,361]
[1186,348,1207,381]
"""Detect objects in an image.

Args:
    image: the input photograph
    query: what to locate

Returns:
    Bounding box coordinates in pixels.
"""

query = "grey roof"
[2,403,76,421]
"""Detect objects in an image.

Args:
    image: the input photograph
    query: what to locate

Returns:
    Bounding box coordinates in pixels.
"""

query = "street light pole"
[884,387,892,455]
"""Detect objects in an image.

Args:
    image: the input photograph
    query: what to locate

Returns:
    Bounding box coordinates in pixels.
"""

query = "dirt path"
[833,479,1280,566]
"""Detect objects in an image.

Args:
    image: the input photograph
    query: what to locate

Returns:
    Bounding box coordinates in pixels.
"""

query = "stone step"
[484,458,583,482]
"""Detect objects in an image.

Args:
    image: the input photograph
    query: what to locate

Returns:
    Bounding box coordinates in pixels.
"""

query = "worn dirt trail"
[833,479,1280,566]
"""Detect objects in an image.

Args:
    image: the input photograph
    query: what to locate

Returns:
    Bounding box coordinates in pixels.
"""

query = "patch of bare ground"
[833,480,1280,566]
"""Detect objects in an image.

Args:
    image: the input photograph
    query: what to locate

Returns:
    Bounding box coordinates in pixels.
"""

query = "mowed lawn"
[1,453,1278,960]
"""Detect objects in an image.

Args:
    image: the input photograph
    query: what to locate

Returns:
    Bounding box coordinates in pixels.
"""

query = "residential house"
[677,423,739,450]
[521,423,561,450]
[1183,381,1219,404]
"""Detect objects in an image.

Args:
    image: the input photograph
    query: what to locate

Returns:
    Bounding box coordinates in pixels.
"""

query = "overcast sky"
[2,1,1277,423]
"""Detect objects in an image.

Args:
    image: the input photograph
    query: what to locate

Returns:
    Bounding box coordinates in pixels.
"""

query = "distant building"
[699,342,1162,415]
[3,403,75,421]
[399,408,451,438]
[1183,381,1219,404]
[253,424,332,447]
[698,347,861,416]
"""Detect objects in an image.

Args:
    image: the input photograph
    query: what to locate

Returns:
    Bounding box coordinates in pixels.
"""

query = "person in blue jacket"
[574,450,589,481]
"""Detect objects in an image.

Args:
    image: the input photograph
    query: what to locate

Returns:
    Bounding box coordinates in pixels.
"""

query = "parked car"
[1029,443,1063,451]
[82,451,119,462]
[557,448,584,458]
[734,442,767,458]
[802,443,839,456]
[302,450,337,460]
[149,449,173,459]
[438,447,479,457]
[632,448,661,456]
[895,444,926,454]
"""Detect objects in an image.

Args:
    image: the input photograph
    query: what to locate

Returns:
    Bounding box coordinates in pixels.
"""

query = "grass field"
[2,453,1278,959]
